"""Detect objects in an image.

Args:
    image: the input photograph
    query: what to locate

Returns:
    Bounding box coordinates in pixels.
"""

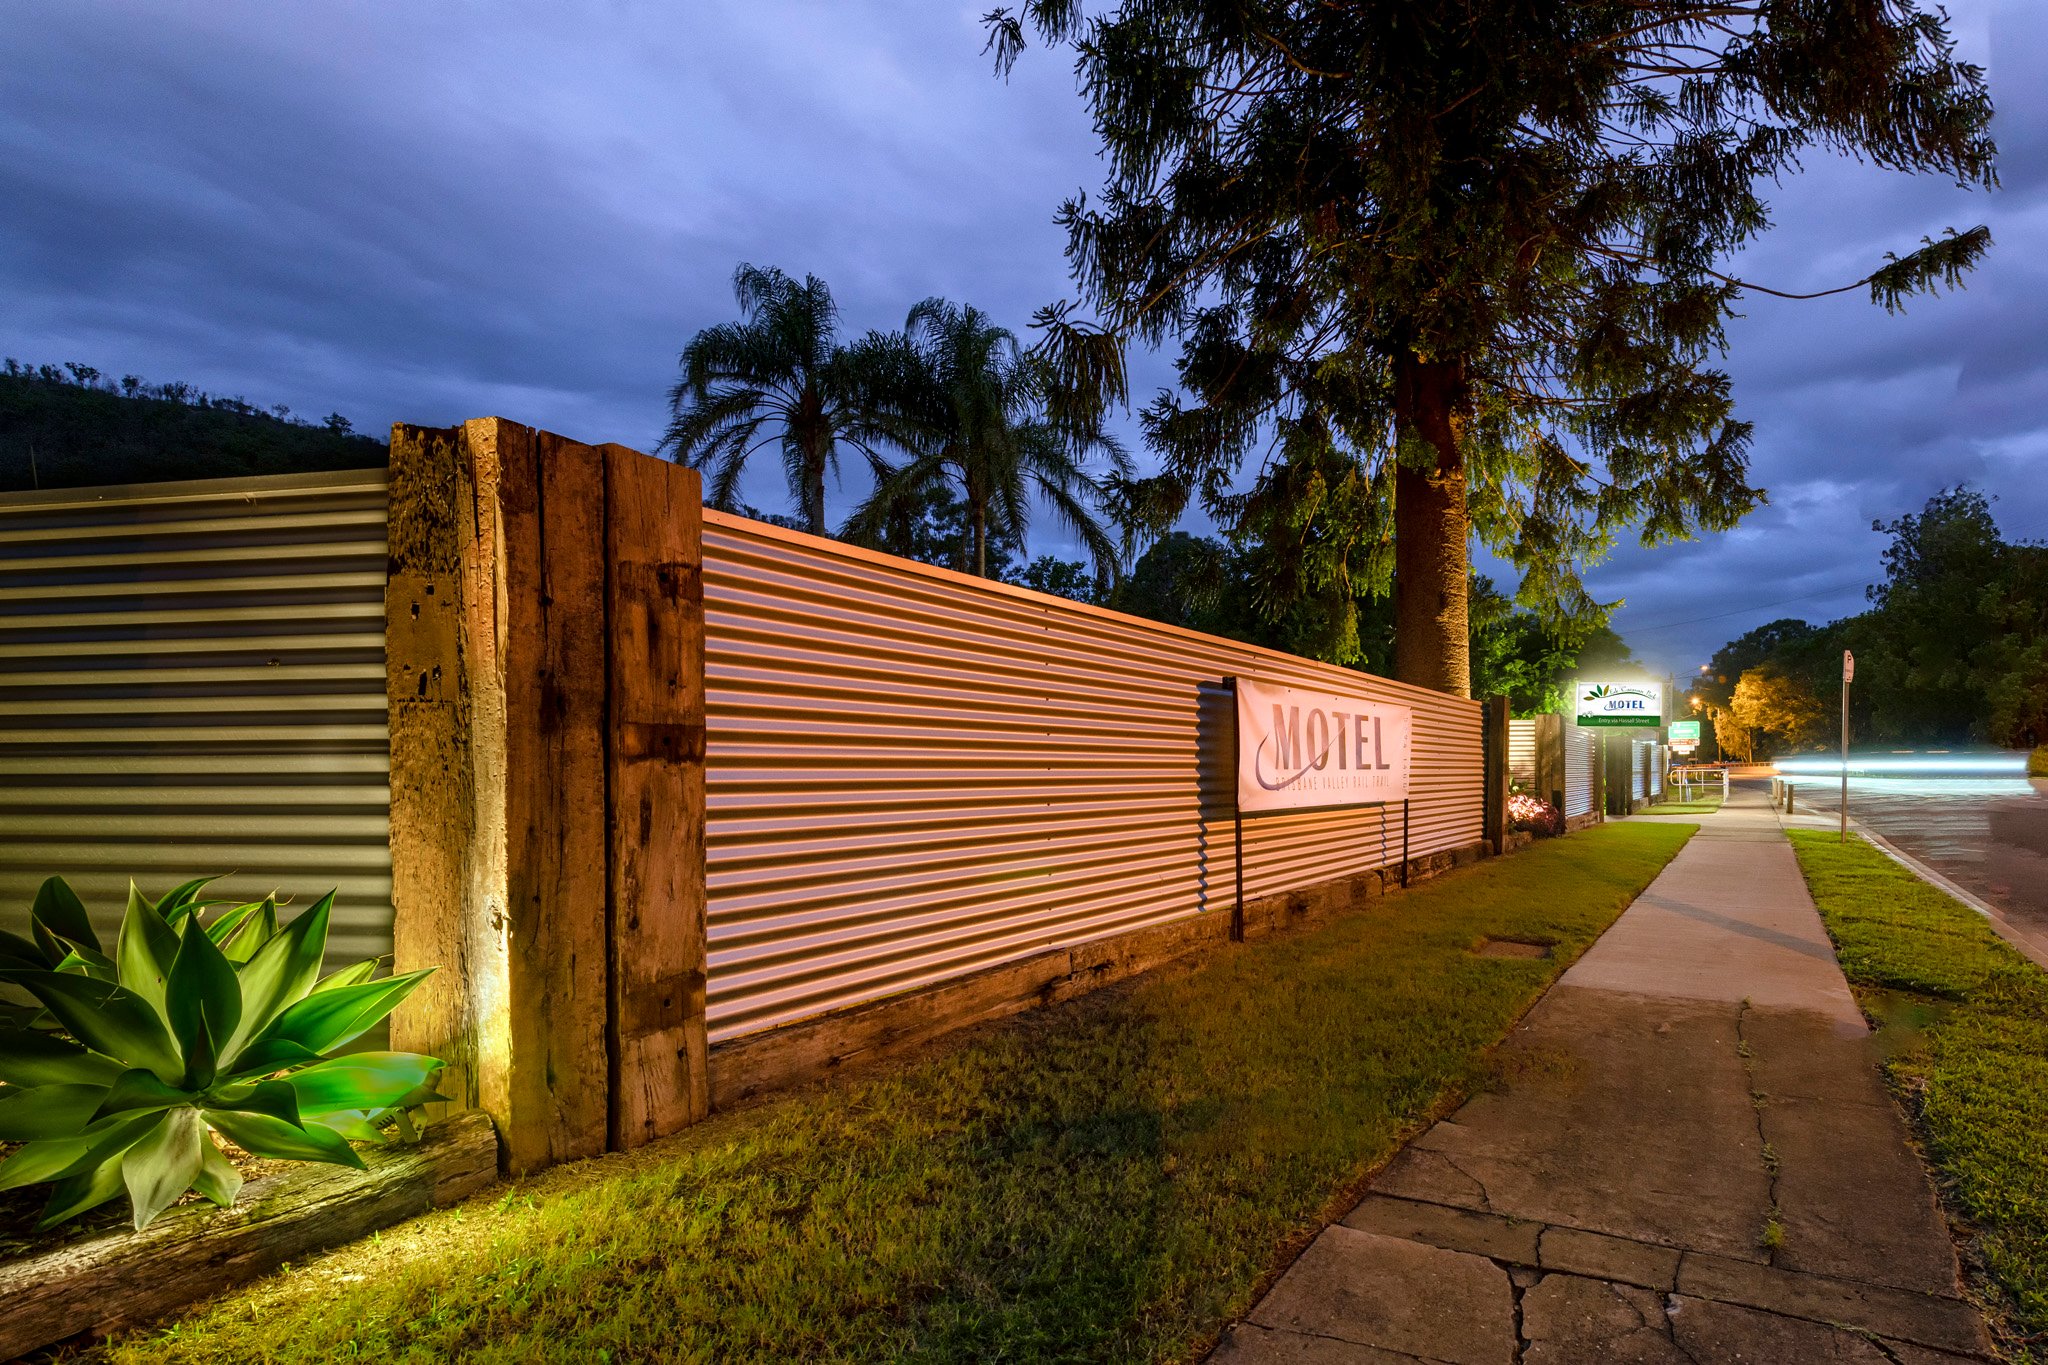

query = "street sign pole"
[1840,650,1854,844]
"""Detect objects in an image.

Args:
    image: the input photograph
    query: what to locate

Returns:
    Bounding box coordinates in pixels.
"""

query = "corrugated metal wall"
[1639,740,1664,800]
[2,478,1490,1047]
[1507,718,1537,791]
[1563,722,1598,818]
[0,471,392,963]
[700,512,1485,1043]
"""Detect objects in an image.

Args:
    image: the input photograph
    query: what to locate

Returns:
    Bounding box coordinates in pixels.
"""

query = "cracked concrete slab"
[1208,1321,1440,1364]
[1666,1292,1950,1363]
[1344,1196,1542,1265]
[1374,991,1771,1259]
[1520,1273,1688,1364]
[1674,1252,1988,1355]
[1536,1225,1681,1291]
[1247,1226,1517,1365]
[1206,787,1994,1364]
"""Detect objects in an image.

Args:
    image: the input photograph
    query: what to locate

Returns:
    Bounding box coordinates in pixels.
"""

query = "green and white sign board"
[1575,681,1662,728]
[1668,720,1701,742]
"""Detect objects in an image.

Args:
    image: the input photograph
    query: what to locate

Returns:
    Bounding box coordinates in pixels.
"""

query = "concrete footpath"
[1210,785,1992,1364]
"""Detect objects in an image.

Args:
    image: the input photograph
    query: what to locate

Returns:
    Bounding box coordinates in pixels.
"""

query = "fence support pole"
[386,419,709,1174]
[1400,800,1411,887]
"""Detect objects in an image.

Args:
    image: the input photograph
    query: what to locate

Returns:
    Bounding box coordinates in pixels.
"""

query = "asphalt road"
[1783,775,2048,958]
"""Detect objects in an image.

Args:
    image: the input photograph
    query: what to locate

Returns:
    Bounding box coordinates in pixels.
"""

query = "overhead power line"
[1619,578,1874,635]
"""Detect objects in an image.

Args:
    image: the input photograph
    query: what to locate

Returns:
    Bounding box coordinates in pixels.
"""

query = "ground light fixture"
[1772,754,2029,778]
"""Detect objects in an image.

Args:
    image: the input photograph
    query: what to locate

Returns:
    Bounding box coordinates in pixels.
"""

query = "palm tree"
[844,298,1130,580]
[662,264,898,534]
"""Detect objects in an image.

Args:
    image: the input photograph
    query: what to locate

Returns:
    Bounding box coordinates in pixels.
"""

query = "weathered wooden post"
[1482,695,1510,854]
[599,443,710,1148]
[385,418,708,1173]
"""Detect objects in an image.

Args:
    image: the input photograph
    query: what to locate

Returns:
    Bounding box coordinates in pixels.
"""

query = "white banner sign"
[1574,680,1662,728]
[1234,677,1412,813]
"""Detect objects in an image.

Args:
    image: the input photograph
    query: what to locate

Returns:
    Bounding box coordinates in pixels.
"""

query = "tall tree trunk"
[971,497,988,577]
[802,447,826,537]
[1391,353,1472,698]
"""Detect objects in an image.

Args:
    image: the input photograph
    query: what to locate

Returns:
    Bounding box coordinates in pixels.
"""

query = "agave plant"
[0,876,441,1231]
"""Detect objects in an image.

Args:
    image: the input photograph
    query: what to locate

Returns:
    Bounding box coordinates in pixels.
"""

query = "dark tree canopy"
[1699,488,2048,750]
[989,0,1996,694]
[0,360,383,493]
[664,263,905,535]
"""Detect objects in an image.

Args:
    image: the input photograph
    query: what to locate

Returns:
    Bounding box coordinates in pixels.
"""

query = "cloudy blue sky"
[3,0,2041,674]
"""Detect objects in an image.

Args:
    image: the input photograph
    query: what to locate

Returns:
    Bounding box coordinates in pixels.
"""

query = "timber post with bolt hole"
[385,418,709,1174]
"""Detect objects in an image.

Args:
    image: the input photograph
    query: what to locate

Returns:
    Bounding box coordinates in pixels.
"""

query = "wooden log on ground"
[0,1112,499,1361]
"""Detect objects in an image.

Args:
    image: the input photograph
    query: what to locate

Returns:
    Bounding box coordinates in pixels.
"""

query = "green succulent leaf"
[0,1136,96,1194]
[0,971,183,1083]
[30,919,67,970]
[2,881,443,1226]
[223,1037,325,1079]
[152,877,220,926]
[183,1010,219,1090]
[203,900,259,944]
[0,926,44,971]
[32,877,99,954]
[91,1067,192,1122]
[0,1111,158,1194]
[0,1081,110,1141]
[49,945,118,982]
[192,1135,242,1208]
[223,891,333,1062]
[116,889,181,1012]
[0,1028,125,1088]
[122,1107,203,1228]
[0,1000,46,1028]
[284,1052,444,1117]
[246,969,435,1059]
[205,899,278,965]
[203,1108,362,1168]
[205,1076,302,1128]
[36,1151,131,1231]
[165,917,241,1064]
[311,1112,389,1143]
[308,959,379,995]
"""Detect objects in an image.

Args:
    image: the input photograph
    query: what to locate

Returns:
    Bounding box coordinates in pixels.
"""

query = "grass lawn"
[1638,792,1724,814]
[1788,831,2048,1359]
[102,824,1693,1365]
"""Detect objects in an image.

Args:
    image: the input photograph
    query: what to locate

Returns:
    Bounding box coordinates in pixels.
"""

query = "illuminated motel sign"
[1233,677,1413,814]
[1574,680,1663,728]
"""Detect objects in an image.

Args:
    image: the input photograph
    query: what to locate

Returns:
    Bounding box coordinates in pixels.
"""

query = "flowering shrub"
[1508,791,1564,837]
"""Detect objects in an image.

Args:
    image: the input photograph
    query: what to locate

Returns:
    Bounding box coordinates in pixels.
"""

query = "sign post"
[1840,650,1854,844]
[1573,681,1662,818]
[1668,721,1701,796]
[1231,677,1415,933]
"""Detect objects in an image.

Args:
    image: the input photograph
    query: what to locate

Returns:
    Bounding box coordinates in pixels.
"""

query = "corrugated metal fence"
[699,513,1484,1042]
[0,471,393,962]
[1633,739,1664,802]
[1564,722,1598,819]
[1507,717,1537,792]
[1,472,1488,1048]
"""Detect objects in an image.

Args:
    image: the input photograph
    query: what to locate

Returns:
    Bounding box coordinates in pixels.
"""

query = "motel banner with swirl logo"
[1233,676,1413,814]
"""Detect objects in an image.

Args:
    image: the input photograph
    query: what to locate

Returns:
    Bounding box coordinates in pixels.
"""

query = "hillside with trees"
[1699,489,2047,754]
[0,360,385,492]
